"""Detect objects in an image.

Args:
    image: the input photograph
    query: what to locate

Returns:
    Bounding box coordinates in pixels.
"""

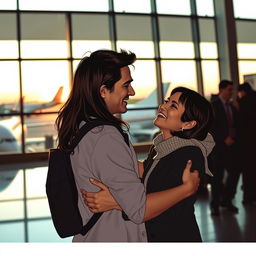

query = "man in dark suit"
[210,80,240,216]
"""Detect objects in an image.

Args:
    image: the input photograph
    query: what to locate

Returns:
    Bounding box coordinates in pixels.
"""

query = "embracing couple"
[56,49,215,242]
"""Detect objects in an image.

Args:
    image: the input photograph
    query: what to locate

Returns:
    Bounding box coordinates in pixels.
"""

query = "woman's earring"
[181,127,184,132]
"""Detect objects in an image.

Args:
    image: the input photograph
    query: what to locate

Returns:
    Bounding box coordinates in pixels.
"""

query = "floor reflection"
[0,164,255,242]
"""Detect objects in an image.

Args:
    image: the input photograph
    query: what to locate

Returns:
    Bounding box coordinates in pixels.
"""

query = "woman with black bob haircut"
[82,86,215,242]
[170,86,214,141]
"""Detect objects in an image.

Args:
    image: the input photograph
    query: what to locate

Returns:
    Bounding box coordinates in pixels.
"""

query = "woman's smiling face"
[154,92,186,138]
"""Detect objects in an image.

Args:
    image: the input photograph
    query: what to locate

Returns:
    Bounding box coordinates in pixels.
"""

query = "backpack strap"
[70,119,129,150]
[69,119,130,236]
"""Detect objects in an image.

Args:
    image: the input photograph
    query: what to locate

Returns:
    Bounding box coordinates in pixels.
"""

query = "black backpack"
[46,119,129,238]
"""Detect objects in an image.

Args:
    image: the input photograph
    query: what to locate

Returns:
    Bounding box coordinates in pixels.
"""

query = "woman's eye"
[170,104,177,109]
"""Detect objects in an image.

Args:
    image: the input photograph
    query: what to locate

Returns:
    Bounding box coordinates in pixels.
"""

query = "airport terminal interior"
[1,0,256,243]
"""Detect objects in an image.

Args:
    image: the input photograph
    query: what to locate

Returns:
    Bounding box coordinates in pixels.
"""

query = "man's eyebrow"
[123,79,133,85]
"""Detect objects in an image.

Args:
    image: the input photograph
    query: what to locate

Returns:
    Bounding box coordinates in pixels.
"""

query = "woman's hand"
[81,178,121,213]
[181,160,200,195]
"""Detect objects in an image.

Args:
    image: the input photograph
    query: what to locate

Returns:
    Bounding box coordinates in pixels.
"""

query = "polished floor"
[0,163,255,242]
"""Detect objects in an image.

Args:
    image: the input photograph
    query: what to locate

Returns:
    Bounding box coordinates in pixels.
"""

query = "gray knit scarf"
[143,133,215,189]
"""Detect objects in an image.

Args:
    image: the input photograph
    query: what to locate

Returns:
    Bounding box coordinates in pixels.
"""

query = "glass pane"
[0,222,25,242]
[199,19,218,58]
[27,199,51,218]
[156,0,191,15]
[0,0,17,10]
[0,170,23,199]
[28,219,72,242]
[72,14,111,58]
[159,17,194,58]
[161,60,198,91]
[24,113,58,153]
[0,14,18,58]
[26,167,48,198]
[0,201,24,220]
[233,0,256,19]
[114,0,151,13]
[0,61,20,113]
[201,61,220,99]
[238,61,256,84]
[236,21,256,59]
[20,13,68,58]
[122,60,158,143]
[21,60,70,112]
[116,15,154,58]
[19,0,109,12]
[196,0,214,16]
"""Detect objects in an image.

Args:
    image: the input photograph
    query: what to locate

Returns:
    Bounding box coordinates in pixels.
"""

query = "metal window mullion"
[65,13,73,89]
[151,0,164,106]
[16,1,26,153]
[108,0,117,51]
[190,0,204,96]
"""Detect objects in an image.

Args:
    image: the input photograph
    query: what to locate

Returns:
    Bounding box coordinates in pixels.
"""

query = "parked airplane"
[122,82,171,143]
[0,87,63,192]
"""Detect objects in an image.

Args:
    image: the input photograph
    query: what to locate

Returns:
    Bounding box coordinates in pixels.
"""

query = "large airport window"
[116,15,154,58]
[114,0,151,13]
[0,61,20,113]
[201,60,219,99]
[158,17,194,58]
[161,60,198,92]
[236,21,256,59]
[233,0,256,19]
[199,19,218,59]
[156,0,191,15]
[72,14,112,58]
[20,13,68,59]
[0,14,18,59]
[196,0,214,17]
[0,0,17,10]
[19,0,109,12]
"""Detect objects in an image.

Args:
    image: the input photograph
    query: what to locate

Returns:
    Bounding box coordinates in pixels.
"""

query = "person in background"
[210,80,240,216]
[82,87,215,242]
[237,82,256,204]
[56,49,200,242]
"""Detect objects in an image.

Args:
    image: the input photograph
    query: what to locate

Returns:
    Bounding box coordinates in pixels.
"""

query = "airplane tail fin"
[52,86,63,103]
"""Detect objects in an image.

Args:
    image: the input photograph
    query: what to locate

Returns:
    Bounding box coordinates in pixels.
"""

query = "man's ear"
[100,84,108,99]
[183,120,197,130]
